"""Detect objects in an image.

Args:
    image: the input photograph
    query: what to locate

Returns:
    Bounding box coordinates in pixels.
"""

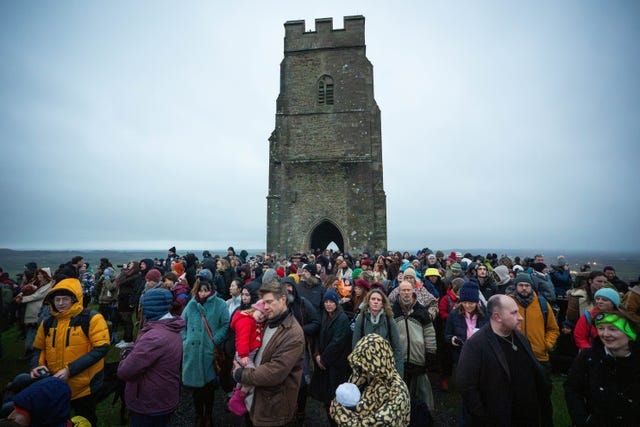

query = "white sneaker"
[114,340,126,348]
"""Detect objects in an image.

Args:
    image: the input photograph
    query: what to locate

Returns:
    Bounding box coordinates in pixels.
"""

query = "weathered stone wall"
[267,16,387,255]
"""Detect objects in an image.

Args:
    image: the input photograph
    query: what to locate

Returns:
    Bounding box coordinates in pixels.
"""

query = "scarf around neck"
[514,291,534,308]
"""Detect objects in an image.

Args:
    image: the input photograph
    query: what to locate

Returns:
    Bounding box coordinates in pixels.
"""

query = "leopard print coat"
[330,333,411,426]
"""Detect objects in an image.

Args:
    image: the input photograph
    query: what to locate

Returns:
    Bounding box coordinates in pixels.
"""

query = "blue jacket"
[444,308,488,345]
[12,377,71,427]
[550,269,572,295]
[181,294,229,387]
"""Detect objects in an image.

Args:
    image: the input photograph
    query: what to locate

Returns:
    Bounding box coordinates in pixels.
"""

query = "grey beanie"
[262,268,279,284]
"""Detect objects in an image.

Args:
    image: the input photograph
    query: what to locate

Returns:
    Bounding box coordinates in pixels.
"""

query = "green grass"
[0,326,125,426]
[551,375,571,426]
[0,327,30,386]
[1,304,132,427]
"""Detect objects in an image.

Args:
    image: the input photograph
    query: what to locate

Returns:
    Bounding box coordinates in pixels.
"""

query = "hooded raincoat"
[33,278,110,400]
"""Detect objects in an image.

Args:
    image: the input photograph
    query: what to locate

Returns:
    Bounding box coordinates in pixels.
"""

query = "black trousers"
[192,381,216,420]
[71,393,97,426]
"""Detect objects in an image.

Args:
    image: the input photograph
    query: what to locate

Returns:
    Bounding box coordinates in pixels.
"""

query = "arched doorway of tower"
[309,220,344,253]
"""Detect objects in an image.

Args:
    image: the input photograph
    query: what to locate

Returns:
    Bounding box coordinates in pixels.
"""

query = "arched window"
[317,75,334,105]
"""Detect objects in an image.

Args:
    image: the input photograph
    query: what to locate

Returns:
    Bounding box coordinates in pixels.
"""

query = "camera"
[36,367,50,378]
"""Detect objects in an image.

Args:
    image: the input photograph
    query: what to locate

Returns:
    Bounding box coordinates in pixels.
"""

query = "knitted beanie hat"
[451,278,465,294]
[171,261,185,276]
[141,288,173,321]
[459,282,480,303]
[145,269,162,283]
[354,279,371,291]
[302,263,317,276]
[594,288,621,308]
[323,289,340,305]
[403,267,417,279]
[514,272,533,286]
[262,268,279,284]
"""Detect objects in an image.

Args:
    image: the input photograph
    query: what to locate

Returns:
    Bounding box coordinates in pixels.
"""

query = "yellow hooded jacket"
[33,278,110,399]
[511,292,560,362]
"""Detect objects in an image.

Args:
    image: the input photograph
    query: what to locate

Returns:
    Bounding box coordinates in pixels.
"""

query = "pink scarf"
[464,312,477,339]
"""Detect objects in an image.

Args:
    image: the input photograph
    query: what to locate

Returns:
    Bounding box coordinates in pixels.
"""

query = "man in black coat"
[283,276,320,424]
[456,295,552,427]
[56,256,84,281]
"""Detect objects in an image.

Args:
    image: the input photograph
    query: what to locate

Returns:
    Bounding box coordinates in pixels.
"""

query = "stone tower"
[266,16,387,256]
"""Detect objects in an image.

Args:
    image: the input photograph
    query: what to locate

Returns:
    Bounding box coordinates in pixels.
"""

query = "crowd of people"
[0,246,639,426]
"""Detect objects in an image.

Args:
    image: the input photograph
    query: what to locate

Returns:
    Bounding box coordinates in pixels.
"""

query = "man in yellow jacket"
[509,273,559,366]
[31,278,110,426]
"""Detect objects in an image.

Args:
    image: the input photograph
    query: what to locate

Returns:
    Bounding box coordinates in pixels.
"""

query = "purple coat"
[117,316,185,415]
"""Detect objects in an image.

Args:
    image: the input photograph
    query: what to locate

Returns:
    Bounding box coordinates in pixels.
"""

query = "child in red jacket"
[227,299,267,415]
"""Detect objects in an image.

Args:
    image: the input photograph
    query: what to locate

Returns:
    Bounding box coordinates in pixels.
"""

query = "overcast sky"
[1,1,639,252]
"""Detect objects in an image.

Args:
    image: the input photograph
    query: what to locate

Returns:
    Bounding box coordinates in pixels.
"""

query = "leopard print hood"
[349,333,396,388]
[331,333,410,426]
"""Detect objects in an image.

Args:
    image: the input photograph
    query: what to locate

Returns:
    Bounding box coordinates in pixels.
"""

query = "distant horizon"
[2,247,639,256]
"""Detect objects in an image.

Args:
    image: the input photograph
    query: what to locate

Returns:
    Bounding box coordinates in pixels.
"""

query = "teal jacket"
[181,294,229,387]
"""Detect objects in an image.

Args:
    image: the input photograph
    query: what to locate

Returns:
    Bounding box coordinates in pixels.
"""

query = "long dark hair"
[456,301,484,317]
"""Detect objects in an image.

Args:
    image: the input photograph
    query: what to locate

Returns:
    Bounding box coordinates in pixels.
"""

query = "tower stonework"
[267,16,387,255]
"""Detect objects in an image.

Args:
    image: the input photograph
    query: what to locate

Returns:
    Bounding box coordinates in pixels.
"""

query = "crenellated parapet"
[284,15,365,53]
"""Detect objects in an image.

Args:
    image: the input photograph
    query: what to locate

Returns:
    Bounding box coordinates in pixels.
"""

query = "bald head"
[487,294,509,316]
[398,281,413,292]
[399,281,414,305]
[488,295,522,335]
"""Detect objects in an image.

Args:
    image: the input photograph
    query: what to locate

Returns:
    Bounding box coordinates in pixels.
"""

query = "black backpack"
[42,308,97,338]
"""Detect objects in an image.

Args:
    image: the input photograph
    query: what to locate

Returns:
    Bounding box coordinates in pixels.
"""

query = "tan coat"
[20,281,53,324]
[241,312,305,426]
[510,293,560,362]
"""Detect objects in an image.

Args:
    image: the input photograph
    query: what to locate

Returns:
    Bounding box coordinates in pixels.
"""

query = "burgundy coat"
[118,316,185,415]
